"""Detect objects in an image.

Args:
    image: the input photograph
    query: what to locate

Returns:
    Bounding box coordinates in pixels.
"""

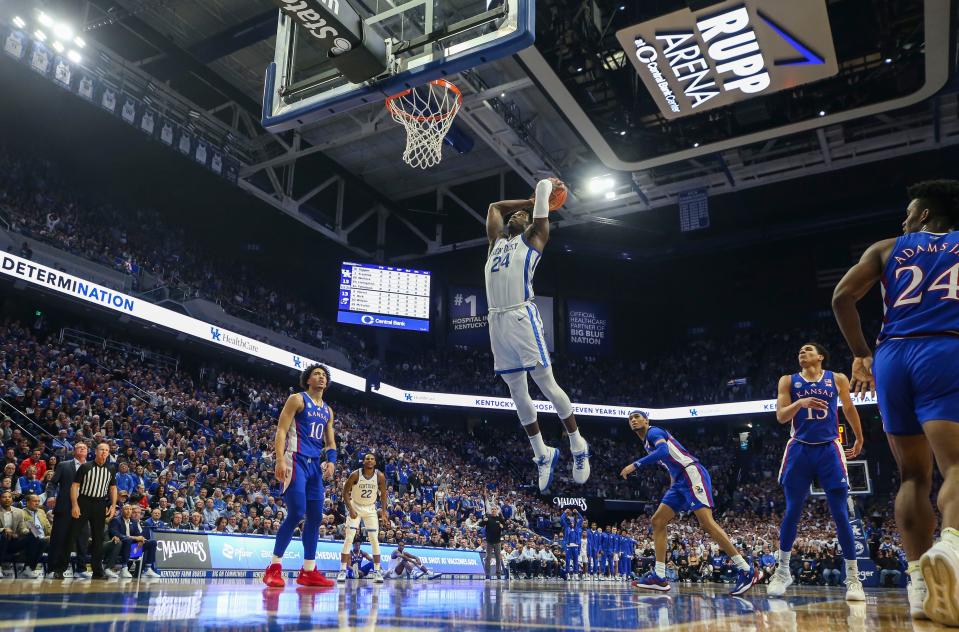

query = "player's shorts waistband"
[488,301,533,314]
[790,438,840,446]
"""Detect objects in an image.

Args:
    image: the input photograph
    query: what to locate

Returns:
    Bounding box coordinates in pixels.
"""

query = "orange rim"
[385,79,463,122]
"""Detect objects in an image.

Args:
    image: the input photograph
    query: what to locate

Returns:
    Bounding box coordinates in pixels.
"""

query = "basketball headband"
[627,410,648,419]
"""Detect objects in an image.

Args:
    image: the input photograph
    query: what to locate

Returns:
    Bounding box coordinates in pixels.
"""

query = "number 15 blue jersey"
[789,371,839,444]
[879,231,959,343]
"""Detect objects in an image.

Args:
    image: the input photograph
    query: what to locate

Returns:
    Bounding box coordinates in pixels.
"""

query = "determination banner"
[566,299,611,355]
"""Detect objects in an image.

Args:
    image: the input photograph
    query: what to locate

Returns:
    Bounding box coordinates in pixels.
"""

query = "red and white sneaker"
[262,563,285,588]
[296,568,335,587]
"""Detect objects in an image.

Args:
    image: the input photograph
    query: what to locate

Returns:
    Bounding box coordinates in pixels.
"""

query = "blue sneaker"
[632,571,670,592]
[534,446,560,493]
[729,567,757,596]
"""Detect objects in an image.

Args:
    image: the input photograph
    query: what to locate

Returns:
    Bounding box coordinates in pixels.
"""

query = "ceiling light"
[34,29,46,42]
[604,191,616,200]
[587,176,615,194]
[37,12,53,27]
[819,110,826,117]
[576,66,583,72]
[67,50,81,63]
[619,5,625,9]
[73,36,86,48]
[12,16,25,29]
[693,142,700,148]
[52,41,64,53]
[619,130,627,136]
[53,23,73,41]
[499,92,505,98]
[884,57,892,64]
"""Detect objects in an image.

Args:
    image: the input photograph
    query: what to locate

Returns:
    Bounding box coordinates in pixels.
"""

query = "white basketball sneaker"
[534,446,560,493]
[908,572,929,620]
[844,577,865,601]
[571,444,591,484]
[336,569,348,583]
[766,567,793,597]
[372,570,384,584]
[919,533,959,626]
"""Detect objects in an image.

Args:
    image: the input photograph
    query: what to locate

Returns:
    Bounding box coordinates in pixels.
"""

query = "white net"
[386,80,462,169]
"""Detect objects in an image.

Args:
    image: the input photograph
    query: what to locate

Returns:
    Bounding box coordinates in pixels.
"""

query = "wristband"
[325,449,337,464]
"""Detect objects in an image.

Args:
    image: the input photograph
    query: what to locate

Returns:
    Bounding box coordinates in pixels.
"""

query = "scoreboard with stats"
[337,262,431,332]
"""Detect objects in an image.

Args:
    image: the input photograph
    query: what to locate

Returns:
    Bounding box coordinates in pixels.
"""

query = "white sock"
[271,556,281,565]
[303,560,316,572]
[529,432,549,460]
[655,561,666,577]
[731,555,750,572]
[778,550,791,568]
[340,561,347,571]
[908,561,922,584]
[844,559,858,580]
[943,527,959,547]
[567,429,587,453]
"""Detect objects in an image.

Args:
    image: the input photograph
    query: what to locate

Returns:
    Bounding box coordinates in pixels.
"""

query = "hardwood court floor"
[0,577,946,631]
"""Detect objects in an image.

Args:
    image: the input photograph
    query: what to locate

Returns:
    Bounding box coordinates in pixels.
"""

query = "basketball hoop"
[385,79,462,169]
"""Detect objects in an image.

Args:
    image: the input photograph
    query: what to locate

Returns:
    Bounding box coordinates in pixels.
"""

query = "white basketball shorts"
[345,506,379,533]
[488,303,551,374]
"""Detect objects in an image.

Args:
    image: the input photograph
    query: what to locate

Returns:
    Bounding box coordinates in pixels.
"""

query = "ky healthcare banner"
[567,299,611,355]
[449,286,489,346]
[153,530,484,577]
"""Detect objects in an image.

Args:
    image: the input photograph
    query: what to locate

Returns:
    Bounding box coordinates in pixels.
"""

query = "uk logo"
[404,393,413,401]
[689,408,698,417]
[293,356,302,368]
[210,327,221,341]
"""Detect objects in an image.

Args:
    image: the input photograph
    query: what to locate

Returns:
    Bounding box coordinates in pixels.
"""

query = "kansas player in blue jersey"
[620,411,756,595]
[768,343,866,601]
[262,363,336,589]
[833,180,959,625]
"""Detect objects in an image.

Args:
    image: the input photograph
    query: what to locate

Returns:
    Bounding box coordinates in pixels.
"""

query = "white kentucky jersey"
[485,234,542,311]
[350,469,379,508]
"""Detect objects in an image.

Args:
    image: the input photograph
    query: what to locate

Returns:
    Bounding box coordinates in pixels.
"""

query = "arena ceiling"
[17,0,959,260]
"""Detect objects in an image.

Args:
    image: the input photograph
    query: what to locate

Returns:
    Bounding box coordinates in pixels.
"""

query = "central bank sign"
[616,0,838,119]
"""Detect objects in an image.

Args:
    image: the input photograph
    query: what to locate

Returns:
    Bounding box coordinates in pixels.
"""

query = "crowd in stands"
[0,147,369,359]
[0,316,911,586]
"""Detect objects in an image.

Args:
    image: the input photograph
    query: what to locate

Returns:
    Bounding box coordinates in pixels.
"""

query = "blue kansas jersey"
[289,392,332,458]
[879,231,959,342]
[788,370,840,444]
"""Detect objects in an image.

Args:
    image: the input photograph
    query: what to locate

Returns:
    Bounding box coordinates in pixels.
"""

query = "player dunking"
[767,343,866,601]
[833,180,959,625]
[262,364,336,588]
[338,453,388,583]
[485,177,590,492]
[620,411,757,595]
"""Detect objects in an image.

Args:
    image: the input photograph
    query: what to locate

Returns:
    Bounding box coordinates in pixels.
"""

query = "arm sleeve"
[633,439,669,469]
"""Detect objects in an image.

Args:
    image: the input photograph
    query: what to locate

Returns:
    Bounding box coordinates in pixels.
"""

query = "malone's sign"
[616,0,838,119]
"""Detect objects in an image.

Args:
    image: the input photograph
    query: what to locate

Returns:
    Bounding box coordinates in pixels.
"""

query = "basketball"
[549,181,568,211]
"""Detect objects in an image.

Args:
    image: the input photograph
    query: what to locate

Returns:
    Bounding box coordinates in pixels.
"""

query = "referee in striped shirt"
[54,442,117,579]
